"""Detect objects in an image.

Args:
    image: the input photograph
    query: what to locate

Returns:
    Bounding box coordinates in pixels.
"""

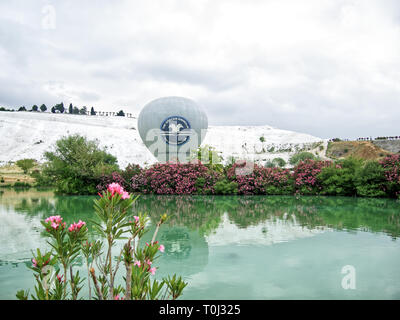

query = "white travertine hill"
[0,112,325,168]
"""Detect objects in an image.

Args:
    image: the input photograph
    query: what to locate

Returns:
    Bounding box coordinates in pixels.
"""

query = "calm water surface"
[1,188,400,299]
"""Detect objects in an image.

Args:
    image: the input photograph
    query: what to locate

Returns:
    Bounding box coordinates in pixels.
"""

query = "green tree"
[58,102,65,113]
[69,103,73,114]
[272,157,286,168]
[42,135,119,194]
[73,106,80,114]
[318,158,362,196]
[116,110,125,116]
[289,152,316,166]
[15,158,36,174]
[18,106,27,111]
[31,105,38,112]
[79,106,87,115]
[90,107,96,115]
[40,104,47,112]
[355,161,387,197]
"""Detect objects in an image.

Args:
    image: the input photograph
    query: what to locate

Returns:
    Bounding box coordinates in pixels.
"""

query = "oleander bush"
[130,162,222,195]
[16,183,187,300]
[379,154,400,198]
[32,134,400,198]
[292,159,331,195]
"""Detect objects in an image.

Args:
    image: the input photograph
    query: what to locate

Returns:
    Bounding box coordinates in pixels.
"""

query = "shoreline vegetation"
[1,134,399,199]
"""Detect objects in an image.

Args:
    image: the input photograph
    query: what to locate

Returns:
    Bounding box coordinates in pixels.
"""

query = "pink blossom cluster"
[379,154,400,197]
[292,159,331,193]
[131,162,221,195]
[107,182,130,199]
[380,154,400,183]
[227,162,291,195]
[133,259,157,275]
[31,258,49,268]
[68,220,86,232]
[45,215,66,230]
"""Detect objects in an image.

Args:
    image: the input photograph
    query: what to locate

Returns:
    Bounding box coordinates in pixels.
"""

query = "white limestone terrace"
[0,112,325,169]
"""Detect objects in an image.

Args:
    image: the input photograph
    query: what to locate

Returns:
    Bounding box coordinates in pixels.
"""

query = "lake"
[1,188,400,299]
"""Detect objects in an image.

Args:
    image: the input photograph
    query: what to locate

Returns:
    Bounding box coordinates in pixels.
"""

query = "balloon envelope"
[138,96,208,162]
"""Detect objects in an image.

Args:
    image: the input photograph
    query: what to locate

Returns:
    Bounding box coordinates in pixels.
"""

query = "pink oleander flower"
[159,244,165,253]
[32,259,37,268]
[133,216,139,223]
[68,220,86,232]
[134,260,141,267]
[122,191,130,200]
[145,259,152,266]
[45,215,66,230]
[106,182,131,199]
[149,267,156,275]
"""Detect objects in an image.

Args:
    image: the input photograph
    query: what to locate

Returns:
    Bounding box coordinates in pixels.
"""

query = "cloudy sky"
[0,0,399,139]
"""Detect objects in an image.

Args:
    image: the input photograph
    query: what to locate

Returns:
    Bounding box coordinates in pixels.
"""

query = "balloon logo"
[160,115,191,146]
[138,96,208,163]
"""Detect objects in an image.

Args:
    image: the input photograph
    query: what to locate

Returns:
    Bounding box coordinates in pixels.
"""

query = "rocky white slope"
[0,112,325,168]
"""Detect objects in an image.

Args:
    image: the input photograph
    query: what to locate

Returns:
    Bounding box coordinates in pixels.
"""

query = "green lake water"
[1,188,400,299]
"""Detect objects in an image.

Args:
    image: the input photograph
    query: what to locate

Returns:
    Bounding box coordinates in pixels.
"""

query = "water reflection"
[1,189,400,299]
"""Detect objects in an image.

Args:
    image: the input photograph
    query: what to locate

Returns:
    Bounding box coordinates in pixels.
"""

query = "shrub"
[264,167,293,195]
[355,161,387,197]
[379,154,400,198]
[213,179,238,195]
[227,162,268,195]
[289,152,316,166]
[190,145,223,167]
[15,158,36,174]
[30,168,55,187]
[132,162,221,195]
[264,160,275,168]
[42,135,119,194]
[13,181,32,188]
[293,159,331,195]
[121,163,143,186]
[317,158,362,196]
[96,171,127,193]
[272,157,286,168]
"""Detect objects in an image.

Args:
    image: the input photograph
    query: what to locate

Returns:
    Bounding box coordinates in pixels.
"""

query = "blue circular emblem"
[160,116,191,145]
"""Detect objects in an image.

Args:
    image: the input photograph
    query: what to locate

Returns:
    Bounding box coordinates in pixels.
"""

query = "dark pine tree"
[31,105,38,112]
[58,102,65,113]
[90,107,96,115]
[69,103,73,114]
[116,110,125,116]
[18,106,27,112]
[51,106,56,113]
[40,104,47,112]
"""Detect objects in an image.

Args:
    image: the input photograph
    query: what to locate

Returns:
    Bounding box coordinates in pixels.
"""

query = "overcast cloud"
[0,0,399,139]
